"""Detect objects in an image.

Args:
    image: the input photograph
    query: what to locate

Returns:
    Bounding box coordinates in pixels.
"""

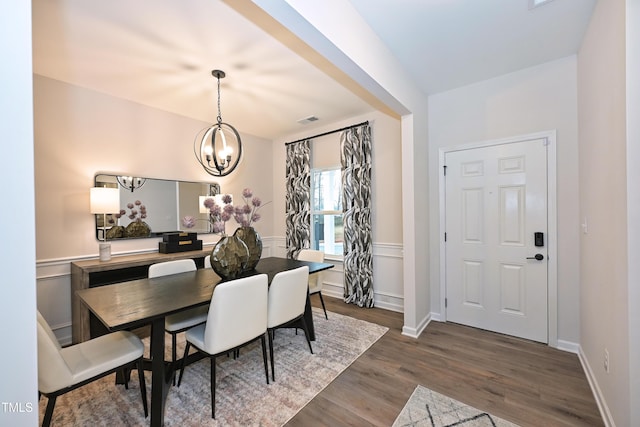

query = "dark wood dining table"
[76,256,333,427]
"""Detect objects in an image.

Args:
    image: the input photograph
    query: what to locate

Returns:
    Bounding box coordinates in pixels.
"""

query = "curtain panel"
[285,140,311,259]
[340,124,374,307]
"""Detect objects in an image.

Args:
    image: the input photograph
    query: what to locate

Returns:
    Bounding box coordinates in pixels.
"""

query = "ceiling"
[32,0,597,140]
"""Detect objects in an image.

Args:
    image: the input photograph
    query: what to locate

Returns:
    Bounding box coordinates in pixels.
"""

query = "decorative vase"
[234,226,262,271]
[210,234,249,280]
[105,225,125,239]
[125,220,151,238]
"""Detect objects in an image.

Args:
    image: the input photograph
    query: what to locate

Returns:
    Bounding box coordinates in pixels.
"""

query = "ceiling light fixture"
[194,70,242,177]
[116,175,146,192]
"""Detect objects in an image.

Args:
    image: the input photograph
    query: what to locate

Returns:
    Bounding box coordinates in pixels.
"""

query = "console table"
[71,249,211,344]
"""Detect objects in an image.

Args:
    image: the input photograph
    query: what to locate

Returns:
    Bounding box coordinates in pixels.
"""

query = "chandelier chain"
[216,75,222,125]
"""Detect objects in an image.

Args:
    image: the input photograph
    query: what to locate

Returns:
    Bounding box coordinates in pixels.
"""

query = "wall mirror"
[94,174,220,240]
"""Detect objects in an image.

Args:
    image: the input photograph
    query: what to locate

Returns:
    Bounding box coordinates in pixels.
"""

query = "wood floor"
[288,296,603,427]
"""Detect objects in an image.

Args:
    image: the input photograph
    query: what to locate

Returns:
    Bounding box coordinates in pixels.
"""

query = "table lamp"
[90,187,120,261]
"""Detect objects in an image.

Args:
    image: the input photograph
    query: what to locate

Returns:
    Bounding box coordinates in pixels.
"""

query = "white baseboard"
[556,339,580,354]
[430,311,444,322]
[402,312,431,338]
[56,325,73,347]
[322,285,404,313]
[578,346,615,427]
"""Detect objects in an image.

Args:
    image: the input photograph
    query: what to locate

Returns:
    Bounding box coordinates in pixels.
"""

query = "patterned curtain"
[341,124,374,307]
[285,140,311,259]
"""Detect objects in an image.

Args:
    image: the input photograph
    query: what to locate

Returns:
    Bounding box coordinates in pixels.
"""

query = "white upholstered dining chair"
[267,266,313,381]
[37,311,147,427]
[297,249,328,319]
[177,274,269,419]
[148,258,209,384]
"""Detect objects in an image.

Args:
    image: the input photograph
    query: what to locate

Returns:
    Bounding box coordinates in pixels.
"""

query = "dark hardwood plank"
[289,295,603,427]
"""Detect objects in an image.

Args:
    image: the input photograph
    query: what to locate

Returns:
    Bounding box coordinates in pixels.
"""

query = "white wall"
[0,2,39,425]
[34,75,274,342]
[626,2,640,424]
[271,111,405,311]
[578,0,630,425]
[428,55,580,345]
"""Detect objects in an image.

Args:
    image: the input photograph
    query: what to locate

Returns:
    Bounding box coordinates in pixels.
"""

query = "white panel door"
[445,139,548,343]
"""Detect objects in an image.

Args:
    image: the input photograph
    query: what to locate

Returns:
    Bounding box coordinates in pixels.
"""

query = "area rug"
[392,385,519,427]
[38,308,388,426]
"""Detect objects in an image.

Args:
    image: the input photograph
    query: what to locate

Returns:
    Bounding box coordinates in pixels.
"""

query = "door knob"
[526,254,544,261]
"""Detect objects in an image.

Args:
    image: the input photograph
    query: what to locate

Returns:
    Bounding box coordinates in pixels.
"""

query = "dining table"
[76,256,333,427]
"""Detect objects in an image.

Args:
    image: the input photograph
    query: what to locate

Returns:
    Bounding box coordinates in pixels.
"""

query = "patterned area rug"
[39,308,387,426]
[393,386,519,427]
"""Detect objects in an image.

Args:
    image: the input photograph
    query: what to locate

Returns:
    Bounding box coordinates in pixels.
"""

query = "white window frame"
[310,167,343,260]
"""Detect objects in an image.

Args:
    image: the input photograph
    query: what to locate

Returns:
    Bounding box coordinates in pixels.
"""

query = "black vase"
[209,234,249,279]
[234,226,262,271]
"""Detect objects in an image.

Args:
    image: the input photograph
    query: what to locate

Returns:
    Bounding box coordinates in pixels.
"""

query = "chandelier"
[116,176,146,192]
[194,70,242,177]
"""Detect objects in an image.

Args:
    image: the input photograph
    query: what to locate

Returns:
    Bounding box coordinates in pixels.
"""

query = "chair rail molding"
[36,236,403,347]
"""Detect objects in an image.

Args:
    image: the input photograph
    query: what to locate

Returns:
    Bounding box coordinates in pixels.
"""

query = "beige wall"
[578,0,629,425]
[271,111,402,244]
[428,56,580,344]
[33,75,274,261]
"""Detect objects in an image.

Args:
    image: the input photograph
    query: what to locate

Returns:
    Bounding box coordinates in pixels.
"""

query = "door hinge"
[445,298,448,308]
[444,232,447,242]
[443,165,447,176]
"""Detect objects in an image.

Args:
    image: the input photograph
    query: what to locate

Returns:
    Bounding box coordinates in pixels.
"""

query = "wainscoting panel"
[36,259,74,345]
[36,237,403,347]
[271,238,405,312]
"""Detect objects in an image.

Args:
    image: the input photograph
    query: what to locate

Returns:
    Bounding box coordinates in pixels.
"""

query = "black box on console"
[163,232,198,243]
[159,239,203,254]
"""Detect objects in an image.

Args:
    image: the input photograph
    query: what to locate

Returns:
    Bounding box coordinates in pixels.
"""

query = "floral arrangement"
[106,200,147,226]
[182,188,269,235]
[182,193,233,235]
[105,200,150,238]
[234,188,267,228]
[115,200,147,223]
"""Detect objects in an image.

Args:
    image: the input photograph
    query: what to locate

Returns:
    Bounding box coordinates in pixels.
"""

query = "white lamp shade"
[90,187,120,214]
[199,196,210,214]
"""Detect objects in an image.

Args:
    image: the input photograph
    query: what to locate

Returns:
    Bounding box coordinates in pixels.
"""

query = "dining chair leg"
[268,329,275,381]
[260,335,270,385]
[299,316,314,354]
[171,333,177,385]
[177,342,192,387]
[122,367,130,389]
[137,358,149,418]
[317,292,328,320]
[42,395,57,427]
[210,356,217,419]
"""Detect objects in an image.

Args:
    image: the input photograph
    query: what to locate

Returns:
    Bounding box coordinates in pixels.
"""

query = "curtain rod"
[285,121,369,146]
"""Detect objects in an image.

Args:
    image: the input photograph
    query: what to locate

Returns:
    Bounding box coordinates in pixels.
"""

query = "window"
[311,168,343,257]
